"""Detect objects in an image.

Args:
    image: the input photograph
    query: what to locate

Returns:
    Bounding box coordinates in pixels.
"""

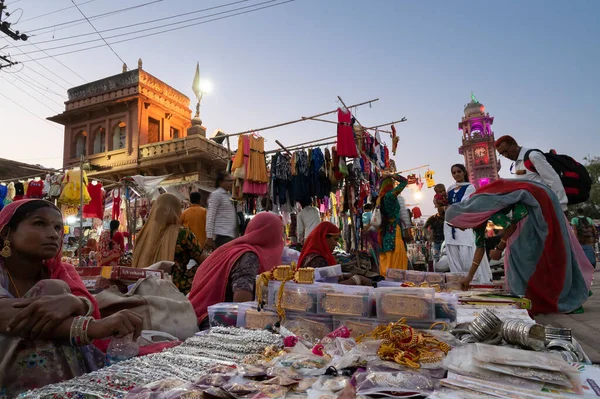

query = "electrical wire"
[69,0,129,68]
[16,68,64,96]
[26,0,163,33]
[19,0,99,23]
[17,0,248,46]
[9,71,65,102]
[0,73,63,112]
[1,37,73,88]
[29,41,86,81]
[18,0,293,60]
[0,91,62,131]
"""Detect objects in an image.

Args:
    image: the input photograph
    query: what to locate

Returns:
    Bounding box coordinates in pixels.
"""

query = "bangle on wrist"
[472,261,480,266]
[351,275,362,285]
[78,296,94,317]
[70,316,93,347]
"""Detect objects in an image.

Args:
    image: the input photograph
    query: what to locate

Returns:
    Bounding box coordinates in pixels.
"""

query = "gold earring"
[1,229,11,258]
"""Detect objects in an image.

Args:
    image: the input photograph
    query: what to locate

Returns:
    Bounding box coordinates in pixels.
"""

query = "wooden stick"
[221,98,379,138]
[366,118,407,130]
[275,140,292,156]
[266,140,337,155]
[302,116,393,134]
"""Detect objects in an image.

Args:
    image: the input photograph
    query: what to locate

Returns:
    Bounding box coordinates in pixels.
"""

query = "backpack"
[524,149,592,205]
[576,217,595,241]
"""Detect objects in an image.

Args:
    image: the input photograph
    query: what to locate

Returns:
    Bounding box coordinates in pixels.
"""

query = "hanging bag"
[370,208,382,228]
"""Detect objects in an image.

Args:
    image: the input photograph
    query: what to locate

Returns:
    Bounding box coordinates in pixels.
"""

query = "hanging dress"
[83,182,104,219]
[13,182,25,201]
[444,183,492,283]
[336,108,358,158]
[112,189,122,220]
[26,179,44,199]
[59,169,91,206]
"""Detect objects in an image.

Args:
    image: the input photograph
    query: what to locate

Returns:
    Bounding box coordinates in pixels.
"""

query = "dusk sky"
[0,0,598,215]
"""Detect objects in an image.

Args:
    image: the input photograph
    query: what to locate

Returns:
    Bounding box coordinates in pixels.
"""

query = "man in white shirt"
[297,199,321,244]
[205,172,237,250]
[495,135,568,211]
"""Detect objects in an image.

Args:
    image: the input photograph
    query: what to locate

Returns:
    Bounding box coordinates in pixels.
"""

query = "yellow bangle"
[472,261,480,266]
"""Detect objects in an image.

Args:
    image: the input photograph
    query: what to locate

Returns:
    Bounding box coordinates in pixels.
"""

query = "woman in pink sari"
[0,200,143,396]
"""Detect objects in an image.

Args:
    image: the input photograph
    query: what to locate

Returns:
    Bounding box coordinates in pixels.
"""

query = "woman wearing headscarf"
[378,174,409,277]
[446,179,594,315]
[0,200,142,396]
[444,164,492,283]
[298,221,371,286]
[132,193,203,295]
[98,220,125,266]
[189,212,284,327]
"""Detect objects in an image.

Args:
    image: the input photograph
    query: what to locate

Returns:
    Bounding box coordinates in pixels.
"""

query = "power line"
[20,0,99,23]
[1,36,74,87]
[14,68,64,96]
[18,0,293,60]
[10,72,65,106]
[69,0,128,68]
[0,90,62,131]
[26,0,163,33]
[17,0,248,46]
[0,73,62,112]
[29,40,86,81]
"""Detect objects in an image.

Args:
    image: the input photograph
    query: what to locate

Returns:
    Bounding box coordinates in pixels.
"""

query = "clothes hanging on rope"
[336,108,358,158]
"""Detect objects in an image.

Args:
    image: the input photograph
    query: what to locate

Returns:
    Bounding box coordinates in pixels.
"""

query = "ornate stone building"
[49,61,228,186]
[457,95,501,189]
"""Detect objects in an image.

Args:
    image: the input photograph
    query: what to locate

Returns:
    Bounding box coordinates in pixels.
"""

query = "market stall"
[17,265,598,398]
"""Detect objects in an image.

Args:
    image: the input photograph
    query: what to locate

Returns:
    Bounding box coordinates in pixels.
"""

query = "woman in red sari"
[0,200,142,396]
[98,220,125,266]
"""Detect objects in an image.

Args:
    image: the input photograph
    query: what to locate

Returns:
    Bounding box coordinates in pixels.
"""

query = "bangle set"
[69,315,93,347]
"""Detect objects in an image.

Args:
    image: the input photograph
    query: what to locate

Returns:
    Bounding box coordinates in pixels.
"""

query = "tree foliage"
[568,156,600,219]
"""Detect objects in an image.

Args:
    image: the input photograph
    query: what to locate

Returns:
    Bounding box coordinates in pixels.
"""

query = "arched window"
[92,126,106,154]
[73,130,87,158]
[113,121,126,150]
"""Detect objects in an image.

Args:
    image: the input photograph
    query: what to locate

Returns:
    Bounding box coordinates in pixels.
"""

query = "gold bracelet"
[472,261,480,266]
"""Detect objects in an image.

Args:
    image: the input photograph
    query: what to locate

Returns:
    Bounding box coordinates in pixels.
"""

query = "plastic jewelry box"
[316,283,374,318]
[405,270,427,283]
[313,264,343,283]
[375,287,436,321]
[236,302,279,330]
[207,302,239,328]
[386,268,406,282]
[267,281,319,313]
[444,272,468,283]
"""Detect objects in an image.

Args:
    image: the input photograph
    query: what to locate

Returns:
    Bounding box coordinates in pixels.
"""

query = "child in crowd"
[433,184,448,208]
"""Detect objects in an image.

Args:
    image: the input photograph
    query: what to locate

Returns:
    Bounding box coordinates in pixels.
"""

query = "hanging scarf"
[297,222,340,268]
[189,212,283,324]
[131,193,181,269]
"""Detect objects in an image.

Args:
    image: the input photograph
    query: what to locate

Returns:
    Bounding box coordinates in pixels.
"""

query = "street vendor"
[446,179,594,315]
[189,212,285,329]
[0,200,143,397]
[298,222,371,286]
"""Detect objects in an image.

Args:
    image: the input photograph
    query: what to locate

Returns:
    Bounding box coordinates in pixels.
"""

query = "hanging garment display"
[43,174,51,196]
[290,150,310,207]
[112,188,122,220]
[83,181,104,219]
[7,182,15,202]
[417,176,424,191]
[13,182,25,201]
[391,124,399,155]
[271,152,291,207]
[243,134,268,195]
[425,169,435,188]
[48,174,63,198]
[0,184,7,211]
[59,169,91,206]
[336,108,358,158]
[26,179,44,199]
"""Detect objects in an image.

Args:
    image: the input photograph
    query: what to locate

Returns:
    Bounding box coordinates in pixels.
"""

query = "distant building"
[48,60,229,188]
[458,95,500,189]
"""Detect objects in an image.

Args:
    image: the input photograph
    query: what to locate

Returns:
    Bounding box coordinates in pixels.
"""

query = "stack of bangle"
[70,315,93,347]
[77,296,94,317]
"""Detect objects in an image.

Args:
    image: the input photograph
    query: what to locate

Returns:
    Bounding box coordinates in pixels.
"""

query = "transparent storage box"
[435,292,459,322]
[375,287,436,321]
[314,264,343,283]
[405,270,426,283]
[333,317,383,339]
[207,302,239,327]
[386,268,406,282]
[444,272,468,283]
[236,302,279,329]
[317,283,374,318]
[268,281,319,313]
[282,312,333,344]
[424,272,446,284]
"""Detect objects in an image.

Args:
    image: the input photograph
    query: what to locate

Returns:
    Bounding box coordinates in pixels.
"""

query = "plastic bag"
[271,353,331,376]
[355,371,435,397]
[370,208,382,228]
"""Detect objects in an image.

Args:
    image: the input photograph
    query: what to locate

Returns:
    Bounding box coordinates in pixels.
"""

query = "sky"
[0,0,599,216]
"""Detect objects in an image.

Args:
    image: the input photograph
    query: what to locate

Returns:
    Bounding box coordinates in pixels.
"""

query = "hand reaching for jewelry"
[87,310,143,340]
[460,276,472,291]
[490,248,503,261]
[8,294,87,340]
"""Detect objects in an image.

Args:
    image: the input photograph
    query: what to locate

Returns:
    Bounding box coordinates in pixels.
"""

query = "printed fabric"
[446,179,594,314]
[171,227,204,295]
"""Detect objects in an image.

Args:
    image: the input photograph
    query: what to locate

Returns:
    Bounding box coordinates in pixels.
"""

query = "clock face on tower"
[474,146,489,166]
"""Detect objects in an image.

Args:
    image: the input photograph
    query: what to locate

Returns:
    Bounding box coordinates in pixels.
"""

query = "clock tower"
[458,94,500,189]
